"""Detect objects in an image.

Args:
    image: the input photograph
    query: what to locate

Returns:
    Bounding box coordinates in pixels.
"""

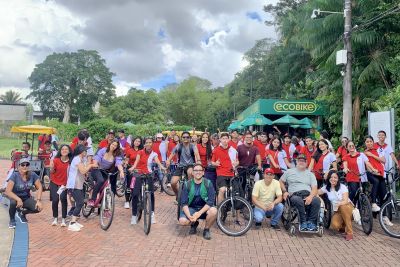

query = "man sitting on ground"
[179,164,217,240]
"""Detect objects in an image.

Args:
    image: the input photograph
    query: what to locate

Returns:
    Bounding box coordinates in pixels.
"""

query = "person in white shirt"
[375,130,399,171]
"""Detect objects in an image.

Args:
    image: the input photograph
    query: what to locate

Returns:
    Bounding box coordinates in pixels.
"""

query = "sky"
[0,0,277,99]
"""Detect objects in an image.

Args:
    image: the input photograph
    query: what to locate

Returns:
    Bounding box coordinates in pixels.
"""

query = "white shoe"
[124,202,130,209]
[68,223,81,232]
[60,219,67,227]
[131,216,137,225]
[383,216,394,226]
[75,222,84,228]
[372,203,381,212]
[151,212,156,224]
[51,218,58,226]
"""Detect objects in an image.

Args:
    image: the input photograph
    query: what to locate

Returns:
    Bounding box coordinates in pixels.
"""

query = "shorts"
[216,176,233,190]
[173,165,193,177]
[179,207,207,220]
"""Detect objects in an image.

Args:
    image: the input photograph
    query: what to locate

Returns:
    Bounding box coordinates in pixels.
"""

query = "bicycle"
[136,173,154,235]
[81,169,117,231]
[236,165,260,206]
[312,169,332,230]
[216,176,253,237]
[175,164,192,220]
[115,171,126,198]
[161,163,177,196]
[378,167,400,238]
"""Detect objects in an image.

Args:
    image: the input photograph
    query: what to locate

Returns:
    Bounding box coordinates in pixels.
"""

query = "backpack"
[176,144,195,162]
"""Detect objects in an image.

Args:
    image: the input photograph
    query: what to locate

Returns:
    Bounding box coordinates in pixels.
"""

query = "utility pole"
[342,0,352,139]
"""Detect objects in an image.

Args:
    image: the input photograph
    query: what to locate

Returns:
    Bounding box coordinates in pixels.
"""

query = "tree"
[0,90,22,104]
[28,50,115,123]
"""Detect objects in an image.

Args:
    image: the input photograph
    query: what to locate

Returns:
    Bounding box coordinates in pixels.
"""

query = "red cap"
[264,168,274,174]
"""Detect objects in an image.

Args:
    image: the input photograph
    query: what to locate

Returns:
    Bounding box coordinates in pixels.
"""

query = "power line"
[353,3,400,32]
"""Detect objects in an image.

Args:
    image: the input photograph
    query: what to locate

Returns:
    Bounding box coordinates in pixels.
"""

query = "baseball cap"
[264,168,274,175]
[19,158,30,165]
[156,133,163,138]
[108,129,115,134]
[74,144,89,156]
[297,154,307,161]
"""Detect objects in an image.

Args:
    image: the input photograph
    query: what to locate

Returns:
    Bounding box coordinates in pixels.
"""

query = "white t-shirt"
[320,183,350,205]
[376,143,394,171]
[66,156,86,190]
[321,152,337,173]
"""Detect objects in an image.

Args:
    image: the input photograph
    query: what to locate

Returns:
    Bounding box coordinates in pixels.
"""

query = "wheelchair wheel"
[318,227,324,237]
[322,196,332,229]
[281,201,292,230]
[289,225,296,236]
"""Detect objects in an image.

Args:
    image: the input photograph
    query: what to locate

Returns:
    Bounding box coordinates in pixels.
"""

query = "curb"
[0,203,13,267]
[8,218,29,267]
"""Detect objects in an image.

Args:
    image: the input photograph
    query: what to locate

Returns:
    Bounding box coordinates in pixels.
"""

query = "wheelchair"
[281,195,328,237]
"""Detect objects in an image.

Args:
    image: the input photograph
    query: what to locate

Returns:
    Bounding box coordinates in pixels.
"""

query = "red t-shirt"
[167,141,178,163]
[266,149,284,174]
[38,135,50,150]
[337,146,348,160]
[136,150,158,174]
[11,151,27,168]
[342,152,366,182]
[282,143,291,162]
[212,145,237,177]
[313,153,328,180]
[125,147,140,165]
[253,140,268,163]
[228,140,238,150]
[300,146,316,167]
[197,144,208,168]
[51,158,69,186]
[98,139,109,149]
[38,150,52,166]
[365,149,384,177]
[153,141,162,159]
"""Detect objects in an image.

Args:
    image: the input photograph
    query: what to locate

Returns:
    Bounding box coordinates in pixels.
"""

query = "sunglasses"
[182,136,190,139]
[20,163,30,167]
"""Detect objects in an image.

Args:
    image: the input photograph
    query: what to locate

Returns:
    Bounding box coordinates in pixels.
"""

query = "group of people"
[3,126,398,241]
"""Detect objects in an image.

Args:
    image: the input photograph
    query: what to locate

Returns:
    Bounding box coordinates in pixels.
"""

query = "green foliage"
[0,90,22,104]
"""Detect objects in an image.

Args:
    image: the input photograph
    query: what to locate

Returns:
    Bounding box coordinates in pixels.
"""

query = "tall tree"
[28,50,115,123]
[0,90,22,104]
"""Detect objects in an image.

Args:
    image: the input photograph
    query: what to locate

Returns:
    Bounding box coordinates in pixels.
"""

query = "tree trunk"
[63,104,71,123]
[353,94,360,134]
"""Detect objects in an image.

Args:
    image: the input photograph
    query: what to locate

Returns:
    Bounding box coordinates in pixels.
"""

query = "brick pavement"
[1,159,400,267]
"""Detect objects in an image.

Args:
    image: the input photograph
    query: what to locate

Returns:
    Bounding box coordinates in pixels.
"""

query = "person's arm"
[252,195,267,211]
[267,154,279,168]
[255,154,262,170]
[283,157,291,170]
[33,178,43,211]
[181,185,194,221]
[77,161,95,175]
[304,185,318,205]
[337,191,349,207]
[390,152,398,167]
[365,151,385,164]
[308,158,315,171]
[50,158,55,173]
[5,180,23,207]
[343,160,349,173]
[331,161,337,171]
[129,154,141,172]
[365,161,378,174]
[279,178,289,200]
[193,146,201,164]
[154,156,167,172]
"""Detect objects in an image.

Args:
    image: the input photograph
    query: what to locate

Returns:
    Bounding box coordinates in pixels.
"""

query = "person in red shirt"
[266,137,291,179]
[228,130,240,149]
[123,137,142,209]
[364,136,387,214]
[38,134,51,150]
[98,130,116,149]
[167,135,180,163]
[49,144,71,227]
[211,133,238,204]
[342,140,378,203]
[38,140,55,190]
[336,137,349,168]
[300,136,316,167]
[282,134,294,164]
[10,142,31,168]
[197,132,216,189]
[253,132,269,169]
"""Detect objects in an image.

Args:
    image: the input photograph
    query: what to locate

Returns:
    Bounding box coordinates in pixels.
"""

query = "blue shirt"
[9,172,39,200]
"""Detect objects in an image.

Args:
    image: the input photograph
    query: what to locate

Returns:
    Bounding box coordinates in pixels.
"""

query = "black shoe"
[189,221,199,235]
[16,212,28,223]
[9,219,16,229]
[271,224,281,230]
[203,228,211,240]
[255,222,262,229]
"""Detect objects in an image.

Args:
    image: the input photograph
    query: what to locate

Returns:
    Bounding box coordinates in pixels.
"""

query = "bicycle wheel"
[115,179,125,197]
[162,174,175,196]
[323,196,332,229]
[217,196,253,237]
[379,200,400,238]
[359,194,373,235]
[143,192,152,235]
[176,182,183,220]
[82,202,93,218]
[100,187,115,231]
[137,194,143,222]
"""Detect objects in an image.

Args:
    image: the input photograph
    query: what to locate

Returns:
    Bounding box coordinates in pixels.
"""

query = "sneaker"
[255,222,262,229]
[75,222,84,228]
[68,223,81,232]
[308,223,317,231]
[131,215,137,225]
[151,212,156,224]
[51,218,58,226]
[60,219,67,227]
[300,222,308,231]
[9,219,16,229]
[124,202,130,209]
[383,216,394,226]
[371,203,381,212]
[203,228,211,240]
[189,221,199,235]
[271,224,281,231]
[87,200,95,208]
[16,212,28,223]
[345,233,353,241]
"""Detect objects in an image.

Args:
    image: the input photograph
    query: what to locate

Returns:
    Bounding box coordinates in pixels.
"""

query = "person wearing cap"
[5,158,43,228]
[280,154,320,232]
[98,130,116,149]
[252,168,283,230]
[66,144,97,232]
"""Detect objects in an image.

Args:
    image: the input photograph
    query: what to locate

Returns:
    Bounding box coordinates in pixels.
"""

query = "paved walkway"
[2,159,400,266]
[0,202,13,267]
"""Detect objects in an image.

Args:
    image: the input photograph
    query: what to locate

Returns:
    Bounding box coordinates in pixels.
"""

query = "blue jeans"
[253,203,284,225]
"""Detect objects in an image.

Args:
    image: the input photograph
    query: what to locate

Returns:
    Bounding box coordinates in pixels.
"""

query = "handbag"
[352,207,361,225]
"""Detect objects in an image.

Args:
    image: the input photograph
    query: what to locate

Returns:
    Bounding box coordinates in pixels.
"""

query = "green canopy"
[227,120,244,130]
[272,114,303,125]
[299,117,316,129]
[241,113,273,126]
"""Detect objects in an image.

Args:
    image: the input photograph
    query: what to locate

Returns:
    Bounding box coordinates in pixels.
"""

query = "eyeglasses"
[193,169,203,172]
[265,173,274,176]
[297,159,306,163]
[182,136,190,139]
[20,163,30,167]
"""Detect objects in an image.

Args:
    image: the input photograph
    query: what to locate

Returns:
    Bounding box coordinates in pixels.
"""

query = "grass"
[0,136,40,159]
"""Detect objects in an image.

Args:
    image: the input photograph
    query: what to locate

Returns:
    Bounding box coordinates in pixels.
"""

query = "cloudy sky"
[0,0,277,98]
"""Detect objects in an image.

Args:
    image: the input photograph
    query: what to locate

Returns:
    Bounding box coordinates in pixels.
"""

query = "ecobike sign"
[273,101,318,114]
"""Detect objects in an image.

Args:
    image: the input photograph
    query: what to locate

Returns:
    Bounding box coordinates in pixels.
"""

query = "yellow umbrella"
[11,125,57,135]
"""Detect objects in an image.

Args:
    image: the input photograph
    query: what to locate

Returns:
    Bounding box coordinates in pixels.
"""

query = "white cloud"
[114,80,141,96]
[161,43,185,70]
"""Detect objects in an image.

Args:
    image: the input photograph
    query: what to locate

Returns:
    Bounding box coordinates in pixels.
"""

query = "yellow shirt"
[252,179,282,205]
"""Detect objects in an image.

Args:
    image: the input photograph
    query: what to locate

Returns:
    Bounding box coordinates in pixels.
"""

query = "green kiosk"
[229,99,326,135]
